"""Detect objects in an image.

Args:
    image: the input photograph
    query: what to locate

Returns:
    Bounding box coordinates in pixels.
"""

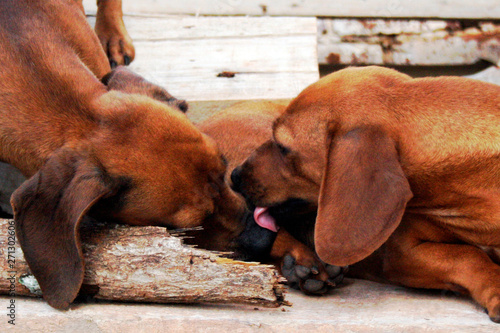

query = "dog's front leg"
[94,0,135,67]
[382,215,500,323]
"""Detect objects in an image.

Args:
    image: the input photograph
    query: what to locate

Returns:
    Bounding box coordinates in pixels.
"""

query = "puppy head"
[231,110,326,207]
[102,66,188,112]
[234,69,413,268]
[198,101,288,260]
[11,93,243,310]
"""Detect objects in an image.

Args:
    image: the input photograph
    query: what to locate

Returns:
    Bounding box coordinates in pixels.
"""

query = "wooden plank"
[131,70,318,102]
[88,15,319,101]
[318,19,500,66]
[116,15,317,40]
[467,66,500,85]
[83,0,500,19]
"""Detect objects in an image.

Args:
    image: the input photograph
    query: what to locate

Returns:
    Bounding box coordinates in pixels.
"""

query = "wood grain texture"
[83,0,500,19]
[87,15,320,101]
[0,219,286,306]
[318,19,500,66]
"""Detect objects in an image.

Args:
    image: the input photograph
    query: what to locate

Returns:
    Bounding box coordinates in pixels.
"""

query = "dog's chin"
[232,209,277,261]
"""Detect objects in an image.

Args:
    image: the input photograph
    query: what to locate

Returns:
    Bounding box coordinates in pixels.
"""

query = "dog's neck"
[0,0,111,176]
[0,79,109,176]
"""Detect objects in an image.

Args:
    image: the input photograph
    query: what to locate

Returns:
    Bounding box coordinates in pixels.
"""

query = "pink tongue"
[253,207,279,232]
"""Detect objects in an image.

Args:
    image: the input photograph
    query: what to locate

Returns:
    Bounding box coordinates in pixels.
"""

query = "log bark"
[0,219,286,307]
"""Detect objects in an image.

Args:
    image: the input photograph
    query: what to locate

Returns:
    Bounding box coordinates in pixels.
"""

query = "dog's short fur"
[233,66,500,322]
[0,0,243,309]
[93,0,135,68]
[199,101,346,294]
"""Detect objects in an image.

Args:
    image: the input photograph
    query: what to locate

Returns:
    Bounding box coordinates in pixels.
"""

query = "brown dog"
[232,66,500,322]
[93,0,135,67]
[0,0,243,309]
[199,101,346,294]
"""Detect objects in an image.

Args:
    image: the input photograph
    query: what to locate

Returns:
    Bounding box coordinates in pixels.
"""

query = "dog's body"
[0,0,243,309]
[233,66,500,321]
[198,101,286,177]
[199,101,346,294]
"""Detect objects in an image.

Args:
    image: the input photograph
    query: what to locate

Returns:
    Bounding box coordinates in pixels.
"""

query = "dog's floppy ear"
[11,148,115,309]
[315,126,413,266]
[101,66,188,112]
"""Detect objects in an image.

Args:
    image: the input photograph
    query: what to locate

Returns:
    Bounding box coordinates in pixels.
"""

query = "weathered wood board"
[318,19,500,66]
[83,0,500,19]
[87,14,319,101]
[467,66,500,85]
[84,1,500,83]
[0,219,286,306]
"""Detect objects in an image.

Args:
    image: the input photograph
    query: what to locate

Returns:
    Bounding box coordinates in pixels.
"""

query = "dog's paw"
[95,18,135,68]
[486,300,500,323]
[280,254,347,294]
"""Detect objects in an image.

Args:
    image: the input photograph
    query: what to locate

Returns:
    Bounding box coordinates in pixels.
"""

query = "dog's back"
[395,76,500,231]
[198,101,287,178]
[0,0,110,174]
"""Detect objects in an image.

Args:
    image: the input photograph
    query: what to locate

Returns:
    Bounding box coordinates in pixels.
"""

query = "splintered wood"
[0,219,286,307]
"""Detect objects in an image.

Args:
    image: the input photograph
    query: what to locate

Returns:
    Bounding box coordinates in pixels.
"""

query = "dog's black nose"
[231,166,243,192]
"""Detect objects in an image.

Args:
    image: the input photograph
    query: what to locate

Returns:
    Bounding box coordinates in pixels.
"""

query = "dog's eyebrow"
[271,117,282,132]
[272,122,293,148]
[272,131,285,147]
[272,117,294,145]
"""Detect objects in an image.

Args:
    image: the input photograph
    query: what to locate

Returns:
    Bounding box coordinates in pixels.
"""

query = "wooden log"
[0,219,286,307]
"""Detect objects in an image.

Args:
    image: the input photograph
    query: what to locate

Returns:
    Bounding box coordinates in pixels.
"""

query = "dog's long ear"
[101,66,188,112]
[11,149,115,310]
[315,126,413,266]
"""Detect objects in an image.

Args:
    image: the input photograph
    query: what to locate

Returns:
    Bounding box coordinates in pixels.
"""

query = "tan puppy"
[0,0,243,309]
[199,101,346,294]
[232,66,500,322]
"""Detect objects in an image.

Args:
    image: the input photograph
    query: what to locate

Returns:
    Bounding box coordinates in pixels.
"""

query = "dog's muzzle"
[236,210,277,261]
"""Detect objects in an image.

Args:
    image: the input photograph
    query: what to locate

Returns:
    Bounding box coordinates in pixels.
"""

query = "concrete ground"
[3,278,499,332]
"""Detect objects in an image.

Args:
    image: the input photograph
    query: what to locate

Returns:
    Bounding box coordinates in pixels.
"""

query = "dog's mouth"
[234,198,316,261]
[235,198,317,261]
[253,207,279,232]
